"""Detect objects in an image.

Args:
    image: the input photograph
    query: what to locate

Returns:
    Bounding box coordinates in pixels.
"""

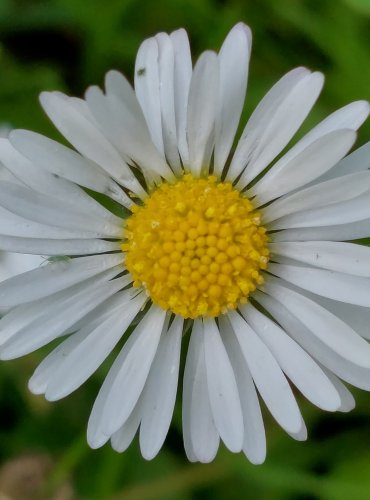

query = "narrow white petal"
[105,70,147,125]
[219,316,266,464]
[0,252,43,285]
[155,33,182,173]
[10,130,131,207]
[0,253,124,307]
[28,289,137,394]
[88,331,139,449]
[268,262,370,306]
[45,292,146,400]
[289,420,308,442]
[255,290,370,390]
[241,303,341,411]
[270,241,370,277]
[203,318,244,452]
[271,219,370,242]
[111,400,142,452]
[0,272,128,359]
[29,328,91,395]
[0,138,121,221]
[315,139,370,183]
[0,268,122,346]
[299,293,370,340]
[40,91,137,187]
[227,310,303,434]
[230,69,324,186]
[99,305,166,436]
[182,321,200,462]
[85,86,174,183]
[252,129,356,204]
[263,278,370,368]
[227,67,309,182]
[139,316,183,460]
[0,205,91,239]
[184,320,220,463]
[0,235,120,256]
[187,51,219,176]
[256,100,369,194]
[214,23,251,176]
[170,28,192,165]
[0,181,122,238]
[319,369,355,412]
[263,171,370,224]
[135,38,164,155]
[270,190,370,230]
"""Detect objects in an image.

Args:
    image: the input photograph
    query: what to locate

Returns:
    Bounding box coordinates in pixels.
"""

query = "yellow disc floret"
[123,174,269,319]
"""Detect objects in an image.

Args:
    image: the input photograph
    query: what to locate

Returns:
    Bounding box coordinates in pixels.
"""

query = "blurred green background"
[0,0,370,499]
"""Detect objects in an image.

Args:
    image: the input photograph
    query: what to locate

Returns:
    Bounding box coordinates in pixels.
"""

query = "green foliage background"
[0,0,370,498]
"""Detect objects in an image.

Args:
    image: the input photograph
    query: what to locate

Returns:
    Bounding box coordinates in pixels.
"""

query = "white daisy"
[0,22,369,464]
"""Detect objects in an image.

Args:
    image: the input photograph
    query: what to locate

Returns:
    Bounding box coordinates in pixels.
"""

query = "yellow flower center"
[123,174,269,319]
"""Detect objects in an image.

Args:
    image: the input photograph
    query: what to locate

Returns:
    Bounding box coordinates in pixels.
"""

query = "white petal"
[203,318,244,453]
[262,171,370,224]
[155,33,182,173]
[256,100,369,193]
[227,310,303,435]
[0,253,124,308]
[0,252,43,285]
[315,138,370,183]
[28,289,136,394]
[270,190,370,230]
[0,271,128,358]
[170,28,192,165]
[230,69,324,186]
[255,290,370,390]
[213,23,251,176]
[318,368,355,412]
[139,316,183,460]
[183,320,220,463]
[0,205,90,239]
[105,70,147,125]
[45,292,146,400]
[85,86,174,183]
[87,335,138,448]
[187,51,219,176]
[10,130,131,207]
[0,271,117,347]
[262,278,370,368]
[111,399,142,453]
[182,320,200,462]
[241,303,341,411]
[29,327,91,395]
[135,38,164,155]
[99,305,166,436]
[268,262,370,307]
[252,129,356,204]
[0,181,122,238]
[0,138,121,221]
[299,293,370,341]
[40,91,137,187]
[270,241,370,276]
[219,316,266,464]
[0,235,119,256]
[271,219,370,243]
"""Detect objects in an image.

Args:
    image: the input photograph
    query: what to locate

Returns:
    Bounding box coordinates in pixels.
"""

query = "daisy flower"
[0,23,370,464]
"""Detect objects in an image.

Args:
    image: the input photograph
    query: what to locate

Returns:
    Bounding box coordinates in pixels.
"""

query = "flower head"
[0,23,370,464]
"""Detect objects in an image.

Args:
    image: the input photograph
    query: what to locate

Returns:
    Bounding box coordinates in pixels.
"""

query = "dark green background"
[0,0,370,498]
